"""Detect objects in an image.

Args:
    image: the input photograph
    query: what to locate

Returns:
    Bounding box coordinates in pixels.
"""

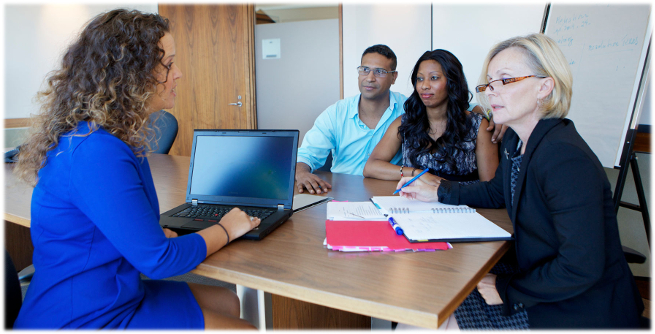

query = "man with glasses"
[295,44,407,194]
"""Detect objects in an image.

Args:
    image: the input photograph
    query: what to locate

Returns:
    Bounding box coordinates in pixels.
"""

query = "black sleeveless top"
[401,112,483,184]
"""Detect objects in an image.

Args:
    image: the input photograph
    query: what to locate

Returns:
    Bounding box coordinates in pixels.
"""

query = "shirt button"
[518,303,524,308]
[513,304,519,310]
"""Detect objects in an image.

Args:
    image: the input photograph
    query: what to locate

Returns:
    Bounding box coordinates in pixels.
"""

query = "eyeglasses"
[475,75,546,93]
[357,66,396,78]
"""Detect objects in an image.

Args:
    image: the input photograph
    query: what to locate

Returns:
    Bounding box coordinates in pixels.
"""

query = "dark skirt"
[454,262,529,330]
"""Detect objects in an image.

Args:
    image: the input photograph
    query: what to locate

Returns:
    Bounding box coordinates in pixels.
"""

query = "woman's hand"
[163,228,178,238]
[486,118,508,143]
[197,208,261,256]
[219,208,261,241]
[477,273,503,305]
[418,171,443,187]
[396,176,440,202]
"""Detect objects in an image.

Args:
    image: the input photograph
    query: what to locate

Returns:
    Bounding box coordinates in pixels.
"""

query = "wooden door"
[158,4,257,156]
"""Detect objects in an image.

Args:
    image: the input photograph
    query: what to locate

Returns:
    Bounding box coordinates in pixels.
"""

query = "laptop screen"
[186,130,298,208]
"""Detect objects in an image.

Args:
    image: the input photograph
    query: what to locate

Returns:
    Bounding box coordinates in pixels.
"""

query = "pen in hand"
[393,168,430,195]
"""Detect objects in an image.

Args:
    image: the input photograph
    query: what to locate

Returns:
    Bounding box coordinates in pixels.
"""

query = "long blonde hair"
[15,9,170,185]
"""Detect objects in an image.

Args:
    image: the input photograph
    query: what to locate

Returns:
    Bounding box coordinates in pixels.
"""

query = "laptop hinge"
[278,204,284,211]
[192,199,198,206]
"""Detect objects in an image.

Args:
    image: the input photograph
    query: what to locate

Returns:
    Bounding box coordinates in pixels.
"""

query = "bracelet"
[216,222,230,245]
[400,165,404,177]
[412,168,417,176]
[484,109,492,121]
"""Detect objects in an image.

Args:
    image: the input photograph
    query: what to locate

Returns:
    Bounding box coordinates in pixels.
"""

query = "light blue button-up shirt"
[297,91,407,175]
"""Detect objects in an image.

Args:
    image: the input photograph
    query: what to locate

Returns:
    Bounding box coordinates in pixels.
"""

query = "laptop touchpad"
[182,220,215,230]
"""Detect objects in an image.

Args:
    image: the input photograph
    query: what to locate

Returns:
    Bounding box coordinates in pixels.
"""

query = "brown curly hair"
[15,9,170,185]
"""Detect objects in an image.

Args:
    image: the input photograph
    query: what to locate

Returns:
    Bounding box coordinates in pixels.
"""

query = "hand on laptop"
[296,163,331,194]
[220,208,261,241]
[197,208,261,256]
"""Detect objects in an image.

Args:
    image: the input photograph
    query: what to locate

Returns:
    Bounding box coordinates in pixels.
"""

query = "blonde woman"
[397,34,643,329]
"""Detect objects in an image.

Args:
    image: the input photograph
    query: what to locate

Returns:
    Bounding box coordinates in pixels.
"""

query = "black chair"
[147,110,178,154]
[316,151,333,172]
[5,250,22,329]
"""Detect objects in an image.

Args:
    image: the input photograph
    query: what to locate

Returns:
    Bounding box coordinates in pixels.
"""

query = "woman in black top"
[363,49,498,185]
[397,34,643,329]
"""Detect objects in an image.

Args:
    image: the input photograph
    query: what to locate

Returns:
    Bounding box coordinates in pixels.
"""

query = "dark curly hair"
[398,49,473,172]
[15,9,170,185]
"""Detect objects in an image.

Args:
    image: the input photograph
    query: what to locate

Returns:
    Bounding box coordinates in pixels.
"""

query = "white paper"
[371,196,472,214]
[392,212,511,242]
[326,202,386,220]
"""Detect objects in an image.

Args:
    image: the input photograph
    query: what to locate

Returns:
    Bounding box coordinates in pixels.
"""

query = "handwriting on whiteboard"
[550,11,640,67]
[554,14,590,35]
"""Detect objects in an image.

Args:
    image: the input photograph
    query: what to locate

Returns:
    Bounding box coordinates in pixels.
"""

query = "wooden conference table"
[4,153,513,329]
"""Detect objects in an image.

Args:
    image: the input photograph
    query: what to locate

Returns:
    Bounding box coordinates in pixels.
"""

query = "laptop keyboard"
[172,204,275,221]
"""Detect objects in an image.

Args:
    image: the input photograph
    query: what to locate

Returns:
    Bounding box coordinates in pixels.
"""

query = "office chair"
[147,110,178,154]
[5,250,22,329]
[316,151,333,172]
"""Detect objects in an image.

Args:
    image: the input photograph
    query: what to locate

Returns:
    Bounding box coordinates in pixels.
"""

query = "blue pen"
[393,168,430,195]
[388,217,403,235]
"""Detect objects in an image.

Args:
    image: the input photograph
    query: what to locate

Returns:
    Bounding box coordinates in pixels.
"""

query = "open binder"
[371,196,512,243]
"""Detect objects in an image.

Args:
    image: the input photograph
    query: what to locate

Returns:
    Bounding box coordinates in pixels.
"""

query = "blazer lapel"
[509,118,563,223]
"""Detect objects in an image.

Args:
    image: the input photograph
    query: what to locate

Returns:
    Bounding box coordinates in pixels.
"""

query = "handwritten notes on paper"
[326,202,386,220]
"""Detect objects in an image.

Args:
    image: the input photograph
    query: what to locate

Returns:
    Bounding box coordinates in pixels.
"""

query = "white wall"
[255,19,340,143]
[432,4,546,104]
[4,4,158,120]
[342,4,432,99]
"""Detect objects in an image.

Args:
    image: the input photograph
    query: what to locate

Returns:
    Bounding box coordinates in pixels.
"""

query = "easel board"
[543,4,651,168]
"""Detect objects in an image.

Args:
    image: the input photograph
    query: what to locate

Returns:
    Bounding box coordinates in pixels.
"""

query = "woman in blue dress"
[363,49,498,185]
[13,9,259,329]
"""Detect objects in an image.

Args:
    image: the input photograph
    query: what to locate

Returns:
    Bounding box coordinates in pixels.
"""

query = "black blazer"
[438,118,643,328]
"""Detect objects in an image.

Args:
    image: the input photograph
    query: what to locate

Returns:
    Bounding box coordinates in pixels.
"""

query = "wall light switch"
[262,39,281,59]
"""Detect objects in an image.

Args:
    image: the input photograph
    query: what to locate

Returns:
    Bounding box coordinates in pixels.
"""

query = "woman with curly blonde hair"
[14,9,259,329]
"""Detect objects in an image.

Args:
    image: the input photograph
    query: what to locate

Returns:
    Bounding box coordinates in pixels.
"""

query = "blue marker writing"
[388,217,403,235]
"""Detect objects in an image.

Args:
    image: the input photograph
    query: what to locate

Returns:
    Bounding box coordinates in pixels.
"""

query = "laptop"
[159,129,299,240]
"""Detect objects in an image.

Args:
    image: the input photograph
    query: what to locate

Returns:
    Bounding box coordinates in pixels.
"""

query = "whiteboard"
[544,4,651,168]
[432,4,546,105]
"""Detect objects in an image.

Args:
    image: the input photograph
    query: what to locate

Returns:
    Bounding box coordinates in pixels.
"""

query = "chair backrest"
[148,110,178,154]
[5,250,22,329]
[316,151,333,172]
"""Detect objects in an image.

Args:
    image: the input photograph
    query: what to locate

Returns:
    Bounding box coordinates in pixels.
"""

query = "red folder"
[325,220,450,252]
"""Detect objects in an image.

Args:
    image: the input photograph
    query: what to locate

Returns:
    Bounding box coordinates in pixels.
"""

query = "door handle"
[229,95,242,107]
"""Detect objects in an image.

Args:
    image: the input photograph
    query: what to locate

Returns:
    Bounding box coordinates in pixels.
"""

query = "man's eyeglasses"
[357,66,396,78]
[475,75,546,93]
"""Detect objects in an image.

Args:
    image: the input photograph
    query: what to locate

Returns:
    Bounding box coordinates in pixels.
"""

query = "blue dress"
[14,122,207,329]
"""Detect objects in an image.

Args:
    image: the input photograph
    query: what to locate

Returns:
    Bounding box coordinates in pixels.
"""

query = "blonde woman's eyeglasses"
[475,75,546,93]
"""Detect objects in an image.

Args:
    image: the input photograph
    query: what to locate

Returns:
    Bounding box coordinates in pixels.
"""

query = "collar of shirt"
[347,92,400,128]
